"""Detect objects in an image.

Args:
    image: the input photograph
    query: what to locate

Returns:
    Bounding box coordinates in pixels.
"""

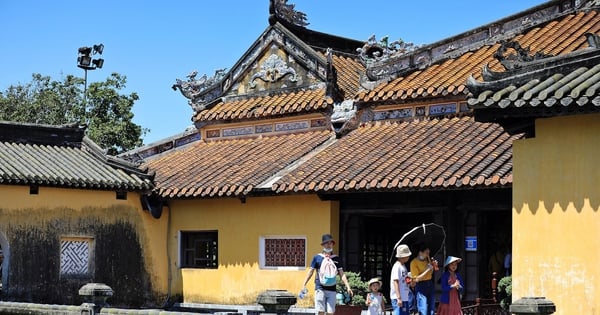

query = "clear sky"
[0,1,548,145]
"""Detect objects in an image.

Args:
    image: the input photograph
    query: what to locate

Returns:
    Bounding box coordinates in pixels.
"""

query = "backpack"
[318,253,338,286]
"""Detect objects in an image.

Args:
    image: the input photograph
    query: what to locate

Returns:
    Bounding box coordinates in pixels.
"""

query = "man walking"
[302,234,353,315]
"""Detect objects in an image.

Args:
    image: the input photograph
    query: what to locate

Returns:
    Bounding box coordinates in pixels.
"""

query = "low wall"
[0,301,202,315]
[0,302,80,315]
[0,284,313,315]
[0,301,316,315]
[174,303,315,315]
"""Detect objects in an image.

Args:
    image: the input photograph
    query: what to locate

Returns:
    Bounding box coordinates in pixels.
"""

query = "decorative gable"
[173,23,331,113]
[228,30,326,97]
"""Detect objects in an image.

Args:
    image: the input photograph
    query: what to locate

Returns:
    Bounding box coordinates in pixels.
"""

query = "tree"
[0,73,148,155]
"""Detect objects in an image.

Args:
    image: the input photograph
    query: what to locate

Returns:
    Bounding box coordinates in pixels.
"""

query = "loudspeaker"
[141,194,164,219]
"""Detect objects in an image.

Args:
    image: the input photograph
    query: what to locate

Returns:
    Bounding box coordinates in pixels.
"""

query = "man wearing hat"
[390,244,412,315]
[302,234,353,315]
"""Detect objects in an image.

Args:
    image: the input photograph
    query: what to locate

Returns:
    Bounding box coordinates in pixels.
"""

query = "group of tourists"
[389,244,463,315]
[302,234,464,315]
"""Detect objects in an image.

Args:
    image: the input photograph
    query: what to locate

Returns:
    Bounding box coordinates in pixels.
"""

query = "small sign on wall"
[465,236,477,252]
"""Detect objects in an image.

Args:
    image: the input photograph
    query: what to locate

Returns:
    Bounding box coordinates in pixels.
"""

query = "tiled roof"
[273,116,520,193]
[193,89,332,123]
[468,56,600,109]
[330,53,364,98]
[0,122,153,191]
[357,10,600,103]
[145,129,334,198]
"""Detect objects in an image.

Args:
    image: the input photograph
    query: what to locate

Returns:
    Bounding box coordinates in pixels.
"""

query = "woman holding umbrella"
[410,244,438,315]
[391,224,445,315]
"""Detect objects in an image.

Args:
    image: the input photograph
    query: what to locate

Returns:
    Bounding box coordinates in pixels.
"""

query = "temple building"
[129,0,600,308]
[1,0,598,312]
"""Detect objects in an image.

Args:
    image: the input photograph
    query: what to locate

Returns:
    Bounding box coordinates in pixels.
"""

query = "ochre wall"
[169,194,339,305]
[0,185,168,306]
[512,113,600,314]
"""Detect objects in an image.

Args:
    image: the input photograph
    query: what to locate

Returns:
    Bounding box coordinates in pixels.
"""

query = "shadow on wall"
[3,220,158,308]
[517,197,599,215]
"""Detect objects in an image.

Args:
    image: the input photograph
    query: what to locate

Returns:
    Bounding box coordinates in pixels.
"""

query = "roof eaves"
[82,137,155,188]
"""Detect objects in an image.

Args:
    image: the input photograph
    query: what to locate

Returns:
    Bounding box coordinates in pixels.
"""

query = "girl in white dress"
[366,278,385,315]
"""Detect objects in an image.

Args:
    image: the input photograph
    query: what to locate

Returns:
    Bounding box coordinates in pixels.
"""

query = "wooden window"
[180,231,218,269]
[259,236,306,269]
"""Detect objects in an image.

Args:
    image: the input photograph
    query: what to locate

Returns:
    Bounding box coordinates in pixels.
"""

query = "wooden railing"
[461,298,510,315]
[461,272,509,315]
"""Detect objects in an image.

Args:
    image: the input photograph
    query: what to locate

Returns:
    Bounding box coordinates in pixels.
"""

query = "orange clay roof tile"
[145,130,334,198]
[358,11,600,104]
[194,89,329,122]
[274,116,521,193]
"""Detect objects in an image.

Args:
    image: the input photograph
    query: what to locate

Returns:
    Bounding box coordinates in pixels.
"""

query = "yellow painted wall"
[168,194,339,305]
[512,113,600,314]
[0,185,169,297]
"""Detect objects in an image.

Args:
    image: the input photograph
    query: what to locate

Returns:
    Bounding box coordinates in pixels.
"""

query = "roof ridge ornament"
[467,34,600,95]
[577,0,600,9]
[357,34,420,64]
[493,40,554,71]
[172,68,228,111]
[269,0,309,27]
[586,32,600,48]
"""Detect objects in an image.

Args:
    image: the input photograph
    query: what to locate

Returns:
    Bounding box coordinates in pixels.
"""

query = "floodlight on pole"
[76,43,104,103]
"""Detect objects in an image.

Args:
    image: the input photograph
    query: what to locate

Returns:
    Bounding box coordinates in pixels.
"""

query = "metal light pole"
[77,44,105,103]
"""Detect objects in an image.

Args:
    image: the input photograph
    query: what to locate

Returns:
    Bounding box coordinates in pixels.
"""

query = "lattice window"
[180,231,218,269]
[259,236,306,269]
[60,237,93,277]
[362,233,388,280]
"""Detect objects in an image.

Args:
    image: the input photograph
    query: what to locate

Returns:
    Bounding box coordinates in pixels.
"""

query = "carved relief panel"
[233,44,321,95]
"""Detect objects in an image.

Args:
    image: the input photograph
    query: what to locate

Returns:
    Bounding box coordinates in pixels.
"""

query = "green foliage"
[337,271,369,306]
[0,73,148,155]
[497,276,512,310]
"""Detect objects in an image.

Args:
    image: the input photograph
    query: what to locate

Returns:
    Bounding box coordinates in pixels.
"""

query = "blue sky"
[0,1,547,145]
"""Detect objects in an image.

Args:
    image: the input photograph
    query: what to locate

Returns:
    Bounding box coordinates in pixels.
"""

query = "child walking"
[437,256,464,315]
[366,278,385,315]
[390,244,412,315]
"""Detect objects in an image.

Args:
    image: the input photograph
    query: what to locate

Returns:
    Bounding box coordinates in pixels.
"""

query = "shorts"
[392,299,410,315]
[315,289,337,314]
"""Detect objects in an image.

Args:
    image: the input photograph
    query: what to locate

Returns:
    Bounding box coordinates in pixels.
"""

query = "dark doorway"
[343,212,434,300]
[478,210,512,299]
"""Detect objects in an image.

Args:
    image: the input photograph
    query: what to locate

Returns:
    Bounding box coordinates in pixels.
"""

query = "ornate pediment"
[248,51,298,89]
[172,23,331,112]
[234,42,323,95]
